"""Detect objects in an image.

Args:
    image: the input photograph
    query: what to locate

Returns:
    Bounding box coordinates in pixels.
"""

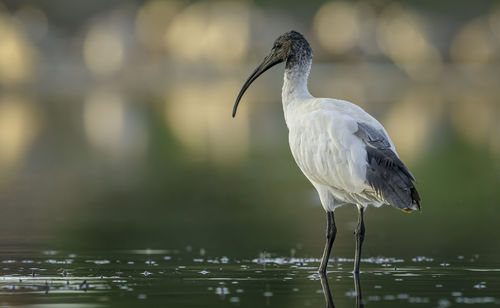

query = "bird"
[232,30,420,274]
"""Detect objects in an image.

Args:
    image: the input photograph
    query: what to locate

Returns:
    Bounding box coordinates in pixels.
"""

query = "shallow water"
[1,249,499,307]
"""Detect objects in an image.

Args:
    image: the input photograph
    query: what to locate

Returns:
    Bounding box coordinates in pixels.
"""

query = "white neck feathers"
[282,59,313,122]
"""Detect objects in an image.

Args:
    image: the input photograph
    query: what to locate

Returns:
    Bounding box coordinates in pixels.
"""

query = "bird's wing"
[354,121,421,211]
[289,103,420,210]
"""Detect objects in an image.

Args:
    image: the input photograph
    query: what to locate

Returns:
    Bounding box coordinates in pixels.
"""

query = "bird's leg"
[320,272,335,308]
[353,205,365,273]
[319,211,336,274]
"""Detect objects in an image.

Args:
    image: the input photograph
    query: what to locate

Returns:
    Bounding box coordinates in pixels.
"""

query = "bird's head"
[232,31,312,117]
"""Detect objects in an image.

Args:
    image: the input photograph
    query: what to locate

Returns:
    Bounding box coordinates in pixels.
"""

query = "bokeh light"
[0,94,38,168]
[313,1,360,55]
[165,81,249,164]
[83,22,125,77]
[165,1,250,65]
[0,11,38,85]
[135,0,182,53]
[83,88,147,159]
[376,4,442,79]
[383,89,442,163]
[450,17,497,64]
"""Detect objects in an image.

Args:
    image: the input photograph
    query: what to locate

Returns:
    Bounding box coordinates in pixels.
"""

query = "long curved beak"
[232,54,283,117]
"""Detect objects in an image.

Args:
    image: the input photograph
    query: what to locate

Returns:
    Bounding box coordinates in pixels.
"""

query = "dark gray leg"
[320,273,335,308]
[354,272,364,308]
[353,205,365,273]
[319,211,336,274]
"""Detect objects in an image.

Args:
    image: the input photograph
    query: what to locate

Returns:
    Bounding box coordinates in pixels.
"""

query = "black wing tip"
[411,186,421,211]
[401,198,421,213]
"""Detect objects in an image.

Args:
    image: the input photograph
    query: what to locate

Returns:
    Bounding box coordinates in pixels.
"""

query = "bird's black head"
[273,31,312,69]
[232,31,312,117]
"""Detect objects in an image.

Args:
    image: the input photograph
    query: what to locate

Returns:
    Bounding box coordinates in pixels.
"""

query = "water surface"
[1,249,499,307]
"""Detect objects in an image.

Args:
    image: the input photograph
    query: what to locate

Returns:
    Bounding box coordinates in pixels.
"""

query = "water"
[1,249,499,307]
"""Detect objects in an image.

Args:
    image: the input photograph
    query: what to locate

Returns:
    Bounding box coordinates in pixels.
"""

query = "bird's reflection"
[320,272,364,308]
[319,273,335,307]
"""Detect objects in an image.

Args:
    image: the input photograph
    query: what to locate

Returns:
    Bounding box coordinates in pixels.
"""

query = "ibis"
[232,31,420,274]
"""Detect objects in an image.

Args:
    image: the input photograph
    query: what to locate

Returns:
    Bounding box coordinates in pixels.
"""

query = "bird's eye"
[274,43,283,49]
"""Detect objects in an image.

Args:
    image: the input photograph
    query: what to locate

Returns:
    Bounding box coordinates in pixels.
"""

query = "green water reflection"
[0,96,499,274]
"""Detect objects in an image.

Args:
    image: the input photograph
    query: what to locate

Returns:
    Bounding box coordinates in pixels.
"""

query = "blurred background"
[0,0,498,260]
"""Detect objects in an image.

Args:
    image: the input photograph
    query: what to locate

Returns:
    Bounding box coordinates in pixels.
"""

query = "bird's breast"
[286,110,369,196]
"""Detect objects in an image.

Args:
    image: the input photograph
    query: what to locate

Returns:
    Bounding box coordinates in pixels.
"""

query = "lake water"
[1,248,499,307]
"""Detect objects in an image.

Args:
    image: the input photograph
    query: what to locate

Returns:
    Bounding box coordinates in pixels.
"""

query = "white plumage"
[233,31,420,274]
[282,61,393,211]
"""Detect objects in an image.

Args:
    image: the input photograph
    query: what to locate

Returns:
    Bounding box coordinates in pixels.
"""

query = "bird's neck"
[282,58,313,119]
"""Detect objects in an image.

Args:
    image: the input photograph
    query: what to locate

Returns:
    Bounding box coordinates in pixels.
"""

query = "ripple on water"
[466,268,500,272]
[86,260,110,265]
[128,249,172,255]
[229,296,240,303]
[215,287,229,295]
[456,297,496,304]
